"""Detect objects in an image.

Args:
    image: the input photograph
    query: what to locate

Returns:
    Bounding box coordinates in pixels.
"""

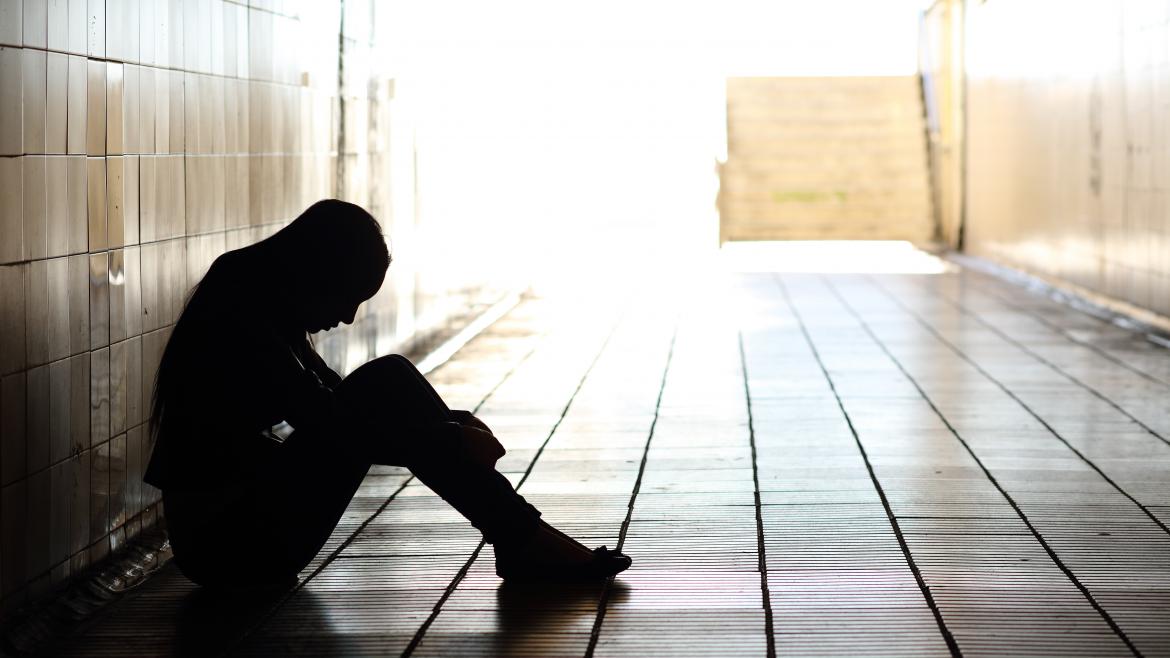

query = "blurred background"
[3,0,1170,612]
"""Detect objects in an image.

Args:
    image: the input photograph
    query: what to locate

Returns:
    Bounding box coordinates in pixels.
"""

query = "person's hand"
[455,425,505,468]
[451,409,492,434]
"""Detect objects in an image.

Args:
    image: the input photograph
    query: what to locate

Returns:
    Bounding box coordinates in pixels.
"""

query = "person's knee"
[337,354,435,416]
[372,354,417,377]
[343,354,415,389]
[385,353,413,368]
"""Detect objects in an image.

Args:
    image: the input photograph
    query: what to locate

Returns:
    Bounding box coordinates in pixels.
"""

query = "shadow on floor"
[171,584,292,657]
[223,580,630,656]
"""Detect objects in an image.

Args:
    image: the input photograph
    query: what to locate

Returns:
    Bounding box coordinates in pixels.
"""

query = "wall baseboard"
[944,251,1170,347]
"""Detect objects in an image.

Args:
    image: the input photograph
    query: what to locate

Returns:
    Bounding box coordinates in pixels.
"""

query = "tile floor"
[46,266,1170,657]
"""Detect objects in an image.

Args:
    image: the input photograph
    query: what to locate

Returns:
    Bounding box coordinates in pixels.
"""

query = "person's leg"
[335,355,543,547]
[259,429,373,574]
[169,354,629,588]
[338,353,452,426]
[164,433,370,588]
[341,355,631,581]
[384,353,453,416]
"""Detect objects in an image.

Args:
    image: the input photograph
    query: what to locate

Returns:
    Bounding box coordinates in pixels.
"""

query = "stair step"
[721,76,934,243]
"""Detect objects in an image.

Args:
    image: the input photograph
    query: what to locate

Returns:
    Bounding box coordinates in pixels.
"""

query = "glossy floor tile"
[47,268,1170,657]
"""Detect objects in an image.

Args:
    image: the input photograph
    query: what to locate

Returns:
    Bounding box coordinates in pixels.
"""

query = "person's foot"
[495,521,632,582]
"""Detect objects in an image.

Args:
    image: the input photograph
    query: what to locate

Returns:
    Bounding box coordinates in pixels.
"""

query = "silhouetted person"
[144,199,630,588]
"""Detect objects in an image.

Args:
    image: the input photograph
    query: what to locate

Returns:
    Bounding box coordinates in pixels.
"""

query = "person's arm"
[254,335,505,467]
[298,343,343,389]
[239,328,345,438]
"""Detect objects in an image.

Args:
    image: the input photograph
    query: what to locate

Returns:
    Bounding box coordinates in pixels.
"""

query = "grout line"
[584,323,678,658]
[775,274,962,658]
[822,274,1143,658]
[737,330,777,658]
[901,275,1170,449]
[401,318,623,657]
[227,309,544,655]
[866,274,1170,537]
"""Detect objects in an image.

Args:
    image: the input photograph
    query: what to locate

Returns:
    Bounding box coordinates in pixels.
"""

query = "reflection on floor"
[51,264,1170,657]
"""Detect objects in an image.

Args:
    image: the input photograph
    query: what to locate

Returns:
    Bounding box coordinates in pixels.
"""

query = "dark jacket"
[143,247,343,491]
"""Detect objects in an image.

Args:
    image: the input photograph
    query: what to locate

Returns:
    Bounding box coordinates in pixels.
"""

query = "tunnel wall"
[0,0,509,609]
[964,0,1170,319]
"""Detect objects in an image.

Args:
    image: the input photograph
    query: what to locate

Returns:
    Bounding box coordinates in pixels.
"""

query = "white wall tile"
[46,0,66,51]
[47,358,71,463]
[85,156,104,250]
[0,264,25,374]
[137,155,154,242]
[85,59,104,155]
[41,256,67,361]
[25,365,49,472]
[106,0,125,62]
[86,0,104,57]
[65,54,85,155]
[105,63,124,155]
[137,0,154,66]
[122,65,138,153]
[22,155,46,260]
[45,52,66,154]
[0,47,22,156]
[105,156,123,248]
[22,0,46,48]
[64,155,85,254]
[87,251,107,349]
[44,155,66,257]
[122,155,138,246]
[21,49,46,155]
[23,262,48,366]
[0,0,22,47]
[137,67,154,154]
[0,156,22,264]
[66,0,85,55]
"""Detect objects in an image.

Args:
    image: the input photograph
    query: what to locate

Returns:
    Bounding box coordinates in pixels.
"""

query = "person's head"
[266,199,390,333]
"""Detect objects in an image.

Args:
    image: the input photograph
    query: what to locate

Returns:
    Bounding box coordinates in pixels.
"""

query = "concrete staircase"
[720,77,935,243]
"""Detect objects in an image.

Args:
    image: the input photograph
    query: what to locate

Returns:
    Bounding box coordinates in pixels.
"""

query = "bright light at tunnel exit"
[379,0,934,291]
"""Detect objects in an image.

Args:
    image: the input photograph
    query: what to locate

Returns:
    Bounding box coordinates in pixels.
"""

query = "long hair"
[148,200,389,445]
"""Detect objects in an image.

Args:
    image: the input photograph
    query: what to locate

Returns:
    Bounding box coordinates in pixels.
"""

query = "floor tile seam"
[584,322,679,658]
[911,275,1170,449]
[403,318,626,658]
[864,275,1170,539]
[227,325,549,656]
[822,275,1142,657]
[960,270,1170,389]
[774,273,962,658]
[738,330,779,658]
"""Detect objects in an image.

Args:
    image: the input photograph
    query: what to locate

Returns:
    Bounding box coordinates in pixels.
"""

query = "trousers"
[165,354,542,588]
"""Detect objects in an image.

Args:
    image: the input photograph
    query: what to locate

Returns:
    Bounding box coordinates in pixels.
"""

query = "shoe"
[496,545,633,583]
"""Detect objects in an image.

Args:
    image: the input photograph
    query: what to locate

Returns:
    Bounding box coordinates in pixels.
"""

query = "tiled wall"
[0,0,506,609]
[963,0,1170,319]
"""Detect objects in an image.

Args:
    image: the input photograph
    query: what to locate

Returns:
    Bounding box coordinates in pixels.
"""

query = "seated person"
[144,199,631,588]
